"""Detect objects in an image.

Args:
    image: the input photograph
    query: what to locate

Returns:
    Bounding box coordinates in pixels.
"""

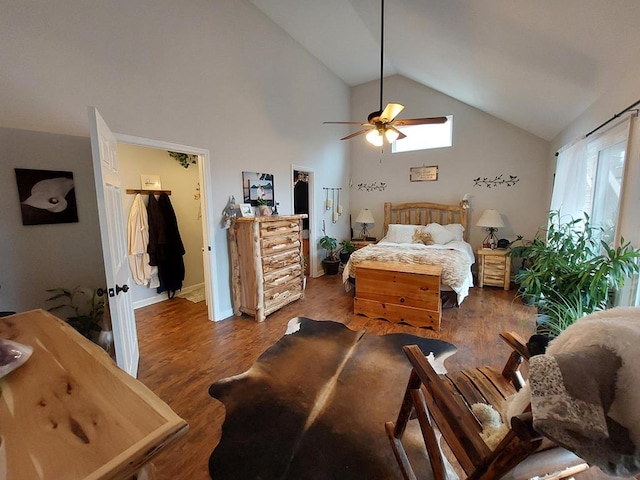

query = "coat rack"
[126,189,172,195]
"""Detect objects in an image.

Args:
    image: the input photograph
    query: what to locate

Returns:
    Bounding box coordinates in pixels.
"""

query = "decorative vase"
[259,205,272,216]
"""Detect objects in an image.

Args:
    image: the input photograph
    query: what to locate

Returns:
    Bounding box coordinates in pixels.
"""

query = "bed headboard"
[383,201,469,241]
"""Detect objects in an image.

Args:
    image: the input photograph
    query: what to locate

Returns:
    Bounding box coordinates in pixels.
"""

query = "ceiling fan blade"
[323,121,371,125]
[394,116,448,126]
[379,103,405,122]
[340,128,372,141]
[387,126,406,140]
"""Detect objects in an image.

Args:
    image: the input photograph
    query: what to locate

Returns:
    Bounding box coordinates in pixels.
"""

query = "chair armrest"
[500,331,531,360]
[500,331,531,390]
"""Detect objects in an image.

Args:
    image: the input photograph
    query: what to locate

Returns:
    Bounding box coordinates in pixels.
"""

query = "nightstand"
[351,238,377,250]
[477,248,511,290]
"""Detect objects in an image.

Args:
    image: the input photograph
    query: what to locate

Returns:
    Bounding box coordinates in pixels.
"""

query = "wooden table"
[354,260,442,330]
[0,309,188,480]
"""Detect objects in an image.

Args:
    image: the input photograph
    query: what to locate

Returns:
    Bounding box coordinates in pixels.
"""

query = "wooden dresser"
[477,248,511,290]
[354,260,442,331]
[229,215,306,322]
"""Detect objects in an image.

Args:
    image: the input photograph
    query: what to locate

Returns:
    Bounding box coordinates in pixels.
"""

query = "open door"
[88,107,139,377]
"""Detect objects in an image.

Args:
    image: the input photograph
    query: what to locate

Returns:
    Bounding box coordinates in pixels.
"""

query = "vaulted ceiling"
[249,0,640,141]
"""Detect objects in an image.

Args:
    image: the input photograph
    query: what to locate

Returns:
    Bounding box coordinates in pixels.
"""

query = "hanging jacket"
[127,194,159,288]
[152,193,185,298]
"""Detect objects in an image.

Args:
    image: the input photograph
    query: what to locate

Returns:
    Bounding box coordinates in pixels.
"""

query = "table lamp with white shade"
[355,208,375,239]
[476,209,504,249]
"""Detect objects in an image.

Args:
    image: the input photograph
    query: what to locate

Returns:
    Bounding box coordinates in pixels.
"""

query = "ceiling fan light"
[385,128,399,143]
[366,129,384,147]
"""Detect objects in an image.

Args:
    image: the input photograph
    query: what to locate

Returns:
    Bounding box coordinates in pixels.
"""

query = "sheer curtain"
[550,138,588,219]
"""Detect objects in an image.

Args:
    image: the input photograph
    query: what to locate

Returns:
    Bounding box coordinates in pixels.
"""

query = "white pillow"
[444,223,465,242]
[383,224,421,244]
[424,223,457,244]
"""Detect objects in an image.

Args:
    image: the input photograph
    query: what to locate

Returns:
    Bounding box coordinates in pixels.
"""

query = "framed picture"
[140,174,162,190]
[239,203,254,218]
[242,171,274,207]
[410,165,439,182]
[14,168,79,225]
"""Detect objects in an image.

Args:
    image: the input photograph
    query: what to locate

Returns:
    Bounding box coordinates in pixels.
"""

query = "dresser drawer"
[484,255,507,267]
[264,279,303,310]
[262,249,301,274]
[261,234,301,255]
[260,220,300,238]
[263,263,301,286]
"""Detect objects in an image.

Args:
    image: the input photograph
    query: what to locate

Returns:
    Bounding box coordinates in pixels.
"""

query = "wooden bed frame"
[383,201,469,241]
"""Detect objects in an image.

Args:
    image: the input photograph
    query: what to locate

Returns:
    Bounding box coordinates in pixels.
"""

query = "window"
[551,118,630,244]
[391,115,453,153]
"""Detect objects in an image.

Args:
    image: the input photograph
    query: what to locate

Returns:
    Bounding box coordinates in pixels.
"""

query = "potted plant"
[46,286,106,342]
[256,198,272,216]
[319,235,340,275]
[339,240,356,264]
[509,211,640,337]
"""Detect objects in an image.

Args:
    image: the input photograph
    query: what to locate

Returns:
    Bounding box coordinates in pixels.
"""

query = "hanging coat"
[127,194,159,288]
[148,193,185,298]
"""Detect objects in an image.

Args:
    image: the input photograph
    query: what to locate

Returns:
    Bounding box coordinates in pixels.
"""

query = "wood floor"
[135,274,627,480]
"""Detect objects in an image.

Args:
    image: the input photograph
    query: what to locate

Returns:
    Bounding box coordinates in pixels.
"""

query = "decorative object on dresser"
[476,209,504,249]
[228,215,306,322]
[354,208,375,239]
[477,248,511,290]
[354,260,442,330]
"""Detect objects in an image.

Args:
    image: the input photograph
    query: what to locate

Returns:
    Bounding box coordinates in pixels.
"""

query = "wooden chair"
[386,332,588,480]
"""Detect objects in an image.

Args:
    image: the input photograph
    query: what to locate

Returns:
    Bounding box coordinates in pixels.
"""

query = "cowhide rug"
[208,317,457,480]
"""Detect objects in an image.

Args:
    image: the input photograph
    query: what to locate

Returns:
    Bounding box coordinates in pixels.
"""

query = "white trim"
[114,133,222,321]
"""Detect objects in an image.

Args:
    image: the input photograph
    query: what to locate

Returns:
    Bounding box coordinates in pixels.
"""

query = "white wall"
[117,144,204,306]
[0,0,350,317]
[349,75,551,248]
[0,128,106,312]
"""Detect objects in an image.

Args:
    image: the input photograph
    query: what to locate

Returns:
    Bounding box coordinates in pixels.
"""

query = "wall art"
[357,182,387,192]
[14,168,79,225]
[410,165,438,182]
[473,174,520,188]
[242,171,275,207]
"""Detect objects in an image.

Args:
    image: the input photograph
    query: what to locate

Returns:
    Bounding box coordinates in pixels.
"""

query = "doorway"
[292,166,315,276]
[115,133,219,321]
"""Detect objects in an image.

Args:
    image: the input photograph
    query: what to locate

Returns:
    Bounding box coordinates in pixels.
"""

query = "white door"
[88,107,139,377]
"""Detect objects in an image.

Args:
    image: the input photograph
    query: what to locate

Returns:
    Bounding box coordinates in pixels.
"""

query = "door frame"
[116,133,221,321]
[291,164,317,277]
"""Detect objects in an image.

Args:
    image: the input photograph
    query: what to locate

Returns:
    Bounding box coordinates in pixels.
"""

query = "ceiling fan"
[323,0,447,147]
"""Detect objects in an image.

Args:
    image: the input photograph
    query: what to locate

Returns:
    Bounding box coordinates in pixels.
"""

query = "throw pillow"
[424,223,456,244]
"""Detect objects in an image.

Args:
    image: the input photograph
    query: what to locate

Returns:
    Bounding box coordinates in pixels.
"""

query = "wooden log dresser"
[229,215,307,322]
[353,260,443,331]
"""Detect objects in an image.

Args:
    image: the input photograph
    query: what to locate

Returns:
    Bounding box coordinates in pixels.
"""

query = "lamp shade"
[476,209,504,228]
[355,208,375,225]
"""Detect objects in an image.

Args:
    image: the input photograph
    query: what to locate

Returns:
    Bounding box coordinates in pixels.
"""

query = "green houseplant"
[319,235,340,275]
[46,286,105,341]
[339,240,356,264]
[509,211,640,337]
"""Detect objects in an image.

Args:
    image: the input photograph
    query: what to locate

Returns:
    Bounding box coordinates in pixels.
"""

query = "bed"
[343,200,475,305]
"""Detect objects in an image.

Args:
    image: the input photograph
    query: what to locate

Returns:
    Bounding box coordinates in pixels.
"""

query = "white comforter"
[343,240,475,305]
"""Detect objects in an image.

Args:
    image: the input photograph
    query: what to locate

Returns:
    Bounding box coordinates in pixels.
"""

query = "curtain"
[550,138,588,219]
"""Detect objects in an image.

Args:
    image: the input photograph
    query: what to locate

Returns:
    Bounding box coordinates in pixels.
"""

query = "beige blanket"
[344,243,471,297]
[526,307,640,476]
